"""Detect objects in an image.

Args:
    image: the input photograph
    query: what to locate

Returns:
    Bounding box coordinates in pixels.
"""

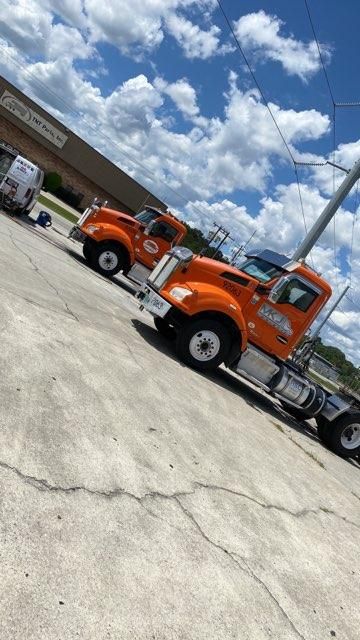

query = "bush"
[44,172,62,193]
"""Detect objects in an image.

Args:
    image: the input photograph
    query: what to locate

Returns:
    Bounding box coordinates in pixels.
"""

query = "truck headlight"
[169,287,193,301]
[86,225,100,234]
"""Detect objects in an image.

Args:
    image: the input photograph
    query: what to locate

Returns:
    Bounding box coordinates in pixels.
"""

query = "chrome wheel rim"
[189,330,220,361]
[98,250,118,271]
[340,423,360,450]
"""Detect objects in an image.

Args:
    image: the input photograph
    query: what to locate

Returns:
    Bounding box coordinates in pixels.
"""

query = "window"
[238,257,283,283]
[152,221,178,242]
[277,278,318,312]
[134,208,160,224]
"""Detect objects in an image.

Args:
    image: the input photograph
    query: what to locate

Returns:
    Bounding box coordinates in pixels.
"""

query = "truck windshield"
[238,258,283,283]
[134,209,160,224]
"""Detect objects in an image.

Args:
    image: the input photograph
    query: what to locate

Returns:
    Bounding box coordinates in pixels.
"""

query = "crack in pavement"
[1,458,359,531]
[174,497,307,640]
[9,232,79,322]
[2,459,360,637]
[0,458,307,639]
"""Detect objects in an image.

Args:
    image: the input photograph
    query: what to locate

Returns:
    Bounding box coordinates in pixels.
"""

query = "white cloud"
[0,0,52,56]
[234,10,330,81]
[0,0,92,62]
[154,77,208,128]
[165,12,233,59]
[47,23,93,61]
[83,0,226,59]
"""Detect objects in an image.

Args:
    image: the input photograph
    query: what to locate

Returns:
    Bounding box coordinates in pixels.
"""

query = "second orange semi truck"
[69,202,187,281]
[137,161,360,459]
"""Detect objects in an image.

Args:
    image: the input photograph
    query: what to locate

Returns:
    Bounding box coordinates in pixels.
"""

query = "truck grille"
[148,246,193,290]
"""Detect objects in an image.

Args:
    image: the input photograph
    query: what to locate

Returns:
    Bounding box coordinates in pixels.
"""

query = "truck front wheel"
[176,318,230,371]
[83,238,94,262]
[326,414,360,458]
[154,317,176,340]
[91,242,126,277]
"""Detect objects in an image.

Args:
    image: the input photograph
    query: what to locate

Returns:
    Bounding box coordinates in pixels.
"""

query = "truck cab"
[69,203,187,279]
[138,247,331,368]
[137,247,360,459]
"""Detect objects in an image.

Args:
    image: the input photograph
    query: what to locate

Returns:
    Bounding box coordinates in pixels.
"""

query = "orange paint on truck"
[138,247,332,366]
[69,204,187,278]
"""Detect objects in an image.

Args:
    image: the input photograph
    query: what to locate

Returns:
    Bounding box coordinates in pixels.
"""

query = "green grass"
[307,370,339,394]
[38,194,79,224]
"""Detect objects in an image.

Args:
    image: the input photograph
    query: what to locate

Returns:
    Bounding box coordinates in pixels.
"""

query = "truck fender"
[84,222,135,265]
[320,394,353,422]
[185,283,248,359]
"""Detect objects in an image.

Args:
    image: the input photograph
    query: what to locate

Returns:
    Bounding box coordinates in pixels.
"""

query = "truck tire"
[176,318,230,371]
[154,317,176,340]
[316,415,332,445]
[91,242,126,277]
[83,238,94,263]
[326,414,360,458]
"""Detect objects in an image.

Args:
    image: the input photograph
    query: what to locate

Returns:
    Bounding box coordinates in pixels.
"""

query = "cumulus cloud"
[0,0,92,61]
[0,2,358,362]
[165,12,233,59]
[83,0,228,59]
[234,10,331,81]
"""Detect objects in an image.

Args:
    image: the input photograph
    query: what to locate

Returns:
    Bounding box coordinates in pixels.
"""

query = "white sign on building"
[1,90,68,149]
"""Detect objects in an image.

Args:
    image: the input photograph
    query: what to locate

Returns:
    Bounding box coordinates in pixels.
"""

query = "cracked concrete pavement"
[0,211,359,640]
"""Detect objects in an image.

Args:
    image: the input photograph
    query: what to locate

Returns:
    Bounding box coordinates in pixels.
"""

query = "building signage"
[1,90,68,149]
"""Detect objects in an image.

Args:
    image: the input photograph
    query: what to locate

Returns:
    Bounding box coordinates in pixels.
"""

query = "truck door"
[244,275,321,359]
[134,220,181,269]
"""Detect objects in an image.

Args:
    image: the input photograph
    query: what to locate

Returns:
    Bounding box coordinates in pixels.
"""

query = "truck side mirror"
[268,278,289,303]
[144,220,157,236]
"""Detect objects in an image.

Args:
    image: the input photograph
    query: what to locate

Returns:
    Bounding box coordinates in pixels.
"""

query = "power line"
[0,44,220,227]
[216,0,318,263]
[303,0,341,288]
[345,294,360,312]
[304,0,335,105]
[294,165,315,268]
[215,0,295,164]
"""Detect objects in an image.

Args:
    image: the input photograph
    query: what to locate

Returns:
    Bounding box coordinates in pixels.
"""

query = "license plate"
[140,286,171,318]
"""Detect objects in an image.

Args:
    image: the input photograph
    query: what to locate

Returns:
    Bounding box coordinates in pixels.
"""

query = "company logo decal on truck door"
[143,239,159,254]
[257,303,293,336]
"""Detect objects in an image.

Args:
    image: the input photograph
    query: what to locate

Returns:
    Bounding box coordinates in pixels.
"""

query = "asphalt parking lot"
[0,208,359,640]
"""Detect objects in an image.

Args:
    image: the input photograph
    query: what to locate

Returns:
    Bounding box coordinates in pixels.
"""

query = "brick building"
[0,76,165,213]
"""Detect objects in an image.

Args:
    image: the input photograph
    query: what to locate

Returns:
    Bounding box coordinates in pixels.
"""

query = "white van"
[0,155,44,215]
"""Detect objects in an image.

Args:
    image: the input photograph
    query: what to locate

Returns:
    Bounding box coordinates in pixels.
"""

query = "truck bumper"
[137,284,172,319]
[69,225,87,242]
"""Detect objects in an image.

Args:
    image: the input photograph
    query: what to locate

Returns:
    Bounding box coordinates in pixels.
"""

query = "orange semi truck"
[69,202,187,280]
[137,162,360,459]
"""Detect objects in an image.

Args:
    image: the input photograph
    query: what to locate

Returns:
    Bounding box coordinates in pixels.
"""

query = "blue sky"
[0,0,360,362]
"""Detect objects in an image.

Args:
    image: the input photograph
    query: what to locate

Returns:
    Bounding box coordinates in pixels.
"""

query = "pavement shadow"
[131,317,321,445]
[66,248,137,296]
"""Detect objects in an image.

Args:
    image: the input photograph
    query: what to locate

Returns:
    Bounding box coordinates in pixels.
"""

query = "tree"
[314,338,358,385]
[181,223,228,263]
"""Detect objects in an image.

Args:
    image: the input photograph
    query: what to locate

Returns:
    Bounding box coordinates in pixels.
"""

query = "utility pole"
[212,230,230,259]
[230,230,257,265]
[200,222,222,255]
[201,222,231,258]
[292,285,349,369]
[311,285,350,340]
[293,160,360,261]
